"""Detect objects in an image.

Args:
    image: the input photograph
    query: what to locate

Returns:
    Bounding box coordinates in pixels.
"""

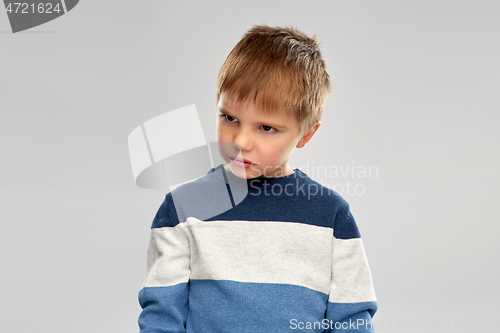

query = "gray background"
[1,1,498,332]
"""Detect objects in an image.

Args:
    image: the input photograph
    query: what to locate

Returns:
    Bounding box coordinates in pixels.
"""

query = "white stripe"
[183,219,333,294]
[328,237,377,303]
[142,227,191,288]
[143,220,334,293]
[142,219,377,301]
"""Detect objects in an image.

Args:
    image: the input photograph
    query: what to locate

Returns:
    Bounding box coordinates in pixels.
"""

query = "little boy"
[138,25,378,332]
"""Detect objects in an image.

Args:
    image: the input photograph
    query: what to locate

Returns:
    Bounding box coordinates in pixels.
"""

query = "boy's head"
[216,24,330,136]
[216,25,330,179]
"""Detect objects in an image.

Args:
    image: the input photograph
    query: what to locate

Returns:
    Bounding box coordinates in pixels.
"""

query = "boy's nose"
[233,130,252,151]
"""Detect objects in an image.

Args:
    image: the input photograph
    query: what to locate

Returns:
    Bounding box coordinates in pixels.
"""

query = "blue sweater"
[138,164,378,332]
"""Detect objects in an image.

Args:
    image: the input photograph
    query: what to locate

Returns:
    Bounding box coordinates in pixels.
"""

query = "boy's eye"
[261,125,276,133]
[220,112,276,132]
[224,114,238,123]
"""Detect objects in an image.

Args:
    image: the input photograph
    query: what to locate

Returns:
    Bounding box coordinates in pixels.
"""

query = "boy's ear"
[296,121,321,148]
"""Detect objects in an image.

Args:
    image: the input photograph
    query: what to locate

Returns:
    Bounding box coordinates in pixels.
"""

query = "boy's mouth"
[229,156,254,168]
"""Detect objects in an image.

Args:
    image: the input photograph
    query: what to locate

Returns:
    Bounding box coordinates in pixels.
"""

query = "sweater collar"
[208,163,308,187]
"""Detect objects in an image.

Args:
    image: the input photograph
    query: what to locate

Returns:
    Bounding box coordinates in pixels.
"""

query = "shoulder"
[295,168,348,210]
[151,166,231,228]
[296,170,360,239]
[150,192,179,229]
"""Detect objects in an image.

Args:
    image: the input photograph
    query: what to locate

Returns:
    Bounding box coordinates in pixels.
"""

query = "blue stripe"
[138,284,189,333]
[325,301,378,332]
[151,164,360,239]
[150,192,181,229]
[187,279,328,333]
[138,281,377,333]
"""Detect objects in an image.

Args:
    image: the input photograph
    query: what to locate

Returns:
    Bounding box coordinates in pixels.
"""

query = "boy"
[138,25,378,332]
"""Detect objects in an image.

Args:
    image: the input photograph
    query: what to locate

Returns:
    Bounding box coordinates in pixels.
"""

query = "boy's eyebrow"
[218,106,287,129]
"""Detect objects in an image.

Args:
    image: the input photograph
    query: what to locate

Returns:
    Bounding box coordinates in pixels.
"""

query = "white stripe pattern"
[328,237,377,303]
[184,219,333,294]
[143,218,376,304]
[142,226,191,288]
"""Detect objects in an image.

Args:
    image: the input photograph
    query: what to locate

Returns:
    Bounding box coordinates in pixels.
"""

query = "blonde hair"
[216,24,330,134]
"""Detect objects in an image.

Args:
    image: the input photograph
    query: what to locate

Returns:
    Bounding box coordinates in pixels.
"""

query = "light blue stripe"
[325,301,378,332]
[139,280,378,332]
[187,279,328,332]
[138,283,189,333]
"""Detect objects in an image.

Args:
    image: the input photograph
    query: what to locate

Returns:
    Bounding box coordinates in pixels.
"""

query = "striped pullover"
[138,163,378,332]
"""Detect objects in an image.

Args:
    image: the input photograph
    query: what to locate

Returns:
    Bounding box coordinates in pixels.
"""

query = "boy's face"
[216,92,320,179]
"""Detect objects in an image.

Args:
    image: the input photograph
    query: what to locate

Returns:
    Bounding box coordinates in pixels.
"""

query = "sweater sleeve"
[324,200,378,332]
[138,193,191,333]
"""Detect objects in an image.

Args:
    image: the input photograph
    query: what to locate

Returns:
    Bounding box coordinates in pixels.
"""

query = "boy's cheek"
[217,141,240,161]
